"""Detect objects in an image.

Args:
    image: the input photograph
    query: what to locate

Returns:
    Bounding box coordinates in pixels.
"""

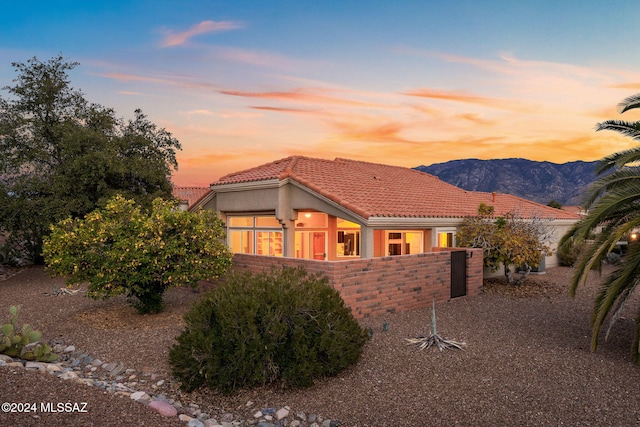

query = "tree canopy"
[560,93,640,363]
[0,55,181,262]
[457,203,552,285]
[43,195,232,314]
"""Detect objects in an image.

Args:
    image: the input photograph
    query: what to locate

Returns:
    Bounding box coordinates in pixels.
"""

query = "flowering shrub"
[43,195,232,313]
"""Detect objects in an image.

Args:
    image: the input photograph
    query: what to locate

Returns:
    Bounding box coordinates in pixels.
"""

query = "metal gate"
[450,250,467,298]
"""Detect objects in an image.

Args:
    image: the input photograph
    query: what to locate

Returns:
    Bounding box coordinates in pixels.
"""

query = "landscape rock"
[59,370,79,380]
[24,361,47,371]
[130,390,151,402]
[0,341,335,427]
[148,399,178,417]
[276,407,289,420]
[220,412,234,422]
[46,363,63,372]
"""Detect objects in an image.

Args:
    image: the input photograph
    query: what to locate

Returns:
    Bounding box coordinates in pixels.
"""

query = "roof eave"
[367,216,465,227]
[211,178,280,192]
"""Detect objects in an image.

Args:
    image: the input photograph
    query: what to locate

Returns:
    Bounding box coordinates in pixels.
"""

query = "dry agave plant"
[405,300,466,351]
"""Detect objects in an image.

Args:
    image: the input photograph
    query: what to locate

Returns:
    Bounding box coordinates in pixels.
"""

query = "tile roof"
[172,186,211,209]
[561,205,587,216]
[213,156,581,220]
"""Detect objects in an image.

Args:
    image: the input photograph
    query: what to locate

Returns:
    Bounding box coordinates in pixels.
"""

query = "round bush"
[557,236,587,267]
[169,266,368,394]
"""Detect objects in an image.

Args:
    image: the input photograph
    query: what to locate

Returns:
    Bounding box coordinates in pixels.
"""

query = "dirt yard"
[1,265,639,426]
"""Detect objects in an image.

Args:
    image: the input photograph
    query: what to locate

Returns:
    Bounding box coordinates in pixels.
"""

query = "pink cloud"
[252,106,320,114]
[402,88,526,111]
[162,20,243,47]
[329,119,413,144]
[96,71,219,92]
[220,88,386,108]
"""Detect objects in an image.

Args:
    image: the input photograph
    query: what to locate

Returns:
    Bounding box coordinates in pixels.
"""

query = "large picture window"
[228,216,283,257]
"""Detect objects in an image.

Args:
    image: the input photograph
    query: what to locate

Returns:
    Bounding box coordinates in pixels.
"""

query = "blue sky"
[2,1,640,185]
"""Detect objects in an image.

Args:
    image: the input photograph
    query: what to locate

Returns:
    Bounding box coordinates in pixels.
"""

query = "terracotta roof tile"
[212,156,581,220]
[172,186,211,209]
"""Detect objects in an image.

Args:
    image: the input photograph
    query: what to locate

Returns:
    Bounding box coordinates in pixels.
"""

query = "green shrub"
[169,266,368,394]
[557,236,587,267]
[43,195,232,314]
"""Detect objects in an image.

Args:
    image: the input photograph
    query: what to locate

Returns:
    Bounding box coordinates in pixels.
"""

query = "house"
[172,186,212,211]
[193,156,580,268]
[561,205,588,217]
[181,156,580,318]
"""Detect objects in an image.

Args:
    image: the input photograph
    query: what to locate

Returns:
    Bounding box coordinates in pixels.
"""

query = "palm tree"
[560,93,640,363]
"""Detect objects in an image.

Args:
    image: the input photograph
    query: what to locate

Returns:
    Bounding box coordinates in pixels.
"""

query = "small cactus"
[1,323,14,336]
[0,306,58,362]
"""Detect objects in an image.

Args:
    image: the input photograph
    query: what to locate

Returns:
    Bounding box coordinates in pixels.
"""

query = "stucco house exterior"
[187,156,580,268]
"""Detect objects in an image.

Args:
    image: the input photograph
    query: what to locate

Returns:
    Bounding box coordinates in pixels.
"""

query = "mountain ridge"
[414,158,599,206]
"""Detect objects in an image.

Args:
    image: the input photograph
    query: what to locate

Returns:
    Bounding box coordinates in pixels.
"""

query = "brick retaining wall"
[233,248,483,318]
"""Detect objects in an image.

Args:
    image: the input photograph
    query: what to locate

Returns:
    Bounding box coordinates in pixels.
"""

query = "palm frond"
[590,242,640,352]
[569,233,611,295]
[604,286,632,341]
[595,147,640,174]
[577,185,640,232]
[583,167,640,206]
[562,92,640,362]
[567,214,640,297]
[618,93,640,113]
[596,120,640,143]
[558,222,581,248]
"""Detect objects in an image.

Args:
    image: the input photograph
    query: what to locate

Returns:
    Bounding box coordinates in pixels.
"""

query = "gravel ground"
[1,265,639,427]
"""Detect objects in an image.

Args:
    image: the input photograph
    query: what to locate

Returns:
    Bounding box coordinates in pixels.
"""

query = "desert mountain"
[415,158,599,206]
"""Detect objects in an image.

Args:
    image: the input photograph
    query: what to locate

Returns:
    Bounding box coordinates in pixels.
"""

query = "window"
[386,231,423,255]
[228,216,282,257]
[295,212,327,228]
[256,231,283,256]
[229,230,254,254]
[256,216,281,227]
[338,231,360,256]
[437,230,456,248]
[337,218,360,257]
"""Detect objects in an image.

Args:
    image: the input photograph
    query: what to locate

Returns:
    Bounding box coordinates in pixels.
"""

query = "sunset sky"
[2,1,640,186]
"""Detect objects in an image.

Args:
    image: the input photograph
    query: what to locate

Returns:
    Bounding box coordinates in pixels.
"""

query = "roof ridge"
[334,157,441,179]
[172,185,209,190]
[334,157,404,168]
[216,156,299,182]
